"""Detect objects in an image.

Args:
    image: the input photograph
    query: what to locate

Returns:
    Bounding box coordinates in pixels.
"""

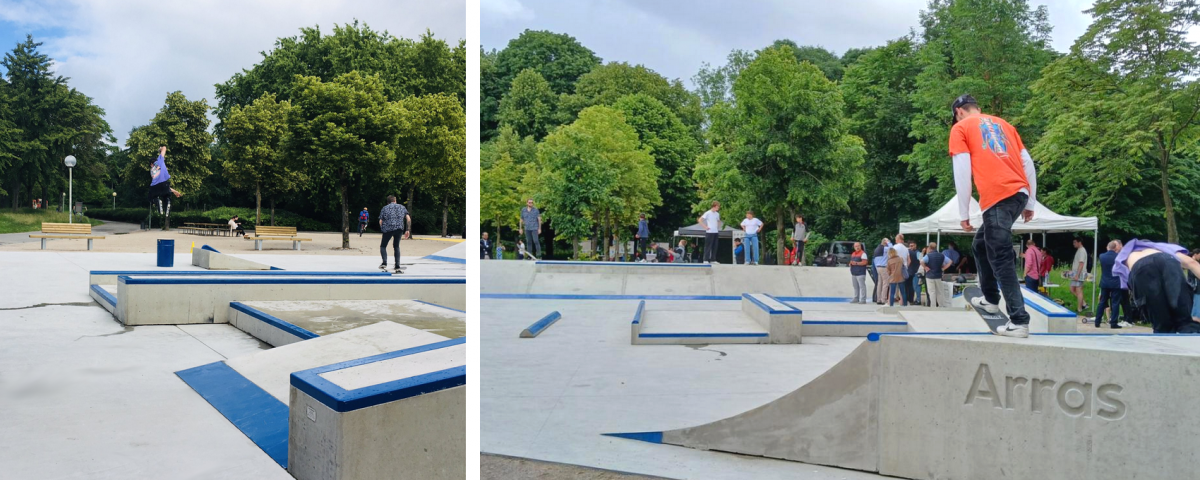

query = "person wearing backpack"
[377,196,411,272]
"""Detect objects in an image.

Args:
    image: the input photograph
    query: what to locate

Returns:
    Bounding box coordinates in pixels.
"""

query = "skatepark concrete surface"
[0,247,464,479]
[481,259,1177,479]
[237,299,465,339]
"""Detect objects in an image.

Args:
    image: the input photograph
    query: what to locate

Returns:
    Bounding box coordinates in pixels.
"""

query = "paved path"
[0,220,141,246]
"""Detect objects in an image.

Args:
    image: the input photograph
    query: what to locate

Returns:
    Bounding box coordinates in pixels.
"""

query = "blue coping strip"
[270,266,284,270]
[481,293,852,302]
[631,300,646,325]
[91,270,389,277]
[804,320,908,326]
[200,245,220,253]
[423,254,466,264]
[290,337,466,413]
[1020,286,1076,317]
[639,332,769,338]
[412,299,466,314]
[89,284,116,306]
[523,311,562,337]
[175,362,289,468]
[229,302,319,341]
[866,331,1200,342]
[118,276,464,285]
[602,431,663,444]
[743,293,803,315]
[536,260,711,268]
[776,296,852,303]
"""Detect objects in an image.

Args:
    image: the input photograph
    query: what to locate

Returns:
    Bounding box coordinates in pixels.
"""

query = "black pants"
[1097,287,1124,327]
[1128,252,1200,333]
[704,232,719,262]
[524,230,541,258]
[380,229,403,265]
[973,192,1031,324]
[902,274,914,304]
[635,238,646,259]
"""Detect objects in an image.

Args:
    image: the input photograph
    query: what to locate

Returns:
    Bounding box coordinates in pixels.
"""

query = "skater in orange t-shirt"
[950,95,1038,338]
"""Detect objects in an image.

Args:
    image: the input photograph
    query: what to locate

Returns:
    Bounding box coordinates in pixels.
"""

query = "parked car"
[813,241,859,266]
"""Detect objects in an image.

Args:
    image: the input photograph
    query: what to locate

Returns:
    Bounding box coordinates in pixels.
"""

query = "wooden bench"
[246,225,311,251]
[30,223,105,250]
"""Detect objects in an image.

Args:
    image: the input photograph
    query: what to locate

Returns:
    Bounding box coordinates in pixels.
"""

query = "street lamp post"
[112,191,117,209]
[64,155,77,223]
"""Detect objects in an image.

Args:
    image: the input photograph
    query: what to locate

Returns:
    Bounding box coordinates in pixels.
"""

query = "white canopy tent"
[899,197,1100,312]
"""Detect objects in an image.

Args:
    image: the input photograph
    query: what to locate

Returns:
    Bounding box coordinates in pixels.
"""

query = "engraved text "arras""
[964,363,1126,420]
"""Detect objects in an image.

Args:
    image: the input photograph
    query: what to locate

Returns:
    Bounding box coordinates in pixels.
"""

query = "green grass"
[0,208,102,234]
[1037,267,1097,317]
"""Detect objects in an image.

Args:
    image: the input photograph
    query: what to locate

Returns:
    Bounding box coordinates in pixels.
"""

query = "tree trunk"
[407,185,415,211]
[255,182,261,228]
[776,207,785,265]
[340,176,350,249]
[495,215,502,259]
[1160,152,1178,244]
[441,194,449,237]
[10,176,20,211]
[572,235,579,260]
[270,197,276,226]
[602,211,611,261]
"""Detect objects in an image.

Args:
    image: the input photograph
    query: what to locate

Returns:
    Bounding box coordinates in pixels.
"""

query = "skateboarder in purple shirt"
[148,146,182,227]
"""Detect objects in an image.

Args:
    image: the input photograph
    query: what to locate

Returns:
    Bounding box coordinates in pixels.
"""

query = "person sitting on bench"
[228,215,245,236]
[1113,239,1200,333]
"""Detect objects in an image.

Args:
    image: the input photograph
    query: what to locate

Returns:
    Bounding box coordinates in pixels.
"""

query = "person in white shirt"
[892,234,913,303]
[1070,238,1089,313]
[698,201,722,263]
[740,210,764,265]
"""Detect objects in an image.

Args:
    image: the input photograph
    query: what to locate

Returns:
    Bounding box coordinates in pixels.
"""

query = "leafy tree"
[1028,0,1200,243]
[223,93,302,226]
[124,91,213,205]
[480,126,536,241]
[481,48,502,140]
[482,30,601,141]
[287,72,404,248]
[559,62,703,134]
[723,46,866,261]
[771,40,845,81]
[394,93,466,237]
[611,93,700,232]
[693,49,754,113]
[904,0,1055,200]
[840,37,932,242]
[531,106,658,258]
[497,69,558,139]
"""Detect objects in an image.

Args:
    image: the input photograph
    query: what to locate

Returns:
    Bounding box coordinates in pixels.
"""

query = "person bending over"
[1112,240,1200,333]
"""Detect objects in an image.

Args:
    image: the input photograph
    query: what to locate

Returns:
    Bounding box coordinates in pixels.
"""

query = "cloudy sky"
[482,0,1195,85]
[0,0,465,144]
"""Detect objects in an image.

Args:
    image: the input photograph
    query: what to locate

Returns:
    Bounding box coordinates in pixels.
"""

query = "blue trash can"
[157,239,174,267]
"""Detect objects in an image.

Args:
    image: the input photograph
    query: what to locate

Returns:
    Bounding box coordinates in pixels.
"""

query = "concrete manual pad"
[238,299,465,339]
[224,321,446,403]
[638,310,766,335]
[899,309,991,332]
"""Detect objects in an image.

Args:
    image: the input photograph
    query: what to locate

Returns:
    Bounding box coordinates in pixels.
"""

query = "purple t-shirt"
[1113,239,1188,289]
[150,155,170,186]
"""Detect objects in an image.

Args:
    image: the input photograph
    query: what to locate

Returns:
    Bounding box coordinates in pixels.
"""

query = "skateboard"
[963,286,1008,334]
[380,264,410,274]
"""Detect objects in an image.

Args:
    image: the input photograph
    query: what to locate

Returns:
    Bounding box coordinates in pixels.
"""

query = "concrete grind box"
[288,338,465,480]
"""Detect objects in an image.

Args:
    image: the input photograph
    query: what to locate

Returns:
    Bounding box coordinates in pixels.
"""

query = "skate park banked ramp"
[607,332,1199,480]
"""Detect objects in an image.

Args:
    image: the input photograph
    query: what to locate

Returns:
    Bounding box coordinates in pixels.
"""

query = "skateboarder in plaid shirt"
[950,95,1037,338]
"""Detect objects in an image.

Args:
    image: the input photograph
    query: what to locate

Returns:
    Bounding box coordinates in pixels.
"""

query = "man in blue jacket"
[636,213,650,261]
[1095,240,1125,328]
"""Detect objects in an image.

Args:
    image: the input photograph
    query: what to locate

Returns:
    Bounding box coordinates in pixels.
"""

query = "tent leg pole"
[1092,229,1098,319]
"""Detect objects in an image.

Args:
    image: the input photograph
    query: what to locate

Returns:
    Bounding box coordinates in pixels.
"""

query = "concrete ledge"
[801,320,908,337]
[89,269,390,286]
[423,254,467,264]
[288,337,465,480]
[229,302,319,347]
[192,247,271,270]
[535,261,712,276]
[115,276,465,326]
[741,293,803,344]
[629,300,646,344]
[89,284,117,314]
[520,311,562,338]
[176,361,289,468]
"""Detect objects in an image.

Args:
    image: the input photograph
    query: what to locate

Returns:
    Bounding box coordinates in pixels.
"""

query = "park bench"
[30,223,105,250]
[247,225,310,251]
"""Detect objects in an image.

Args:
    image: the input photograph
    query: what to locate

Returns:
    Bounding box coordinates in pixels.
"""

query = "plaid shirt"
[379,203,408,233]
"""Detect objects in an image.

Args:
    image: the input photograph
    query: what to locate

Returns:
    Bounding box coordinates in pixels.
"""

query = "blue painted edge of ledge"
[270,266,284,270]
[412,299,466,314]
[423,254,467,264]
[804,320,908,326]
[521,311,562,338]
[1020,286,1076,317]
[602,431,664,444]
[482,293,853,302]
[118,276,464,285]
[230,302,319,341]
[742,293,803,315]
[176,361,288,468]
[91,270,388,276]
[290,337,466,413]
[200,245,220,253]
[639,332,769,338]
[631,300,646,325]
[89,284,116,306]
[866,331,1200,342]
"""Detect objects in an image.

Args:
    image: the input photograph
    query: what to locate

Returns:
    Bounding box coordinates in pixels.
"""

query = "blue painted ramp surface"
[176,361,289,468]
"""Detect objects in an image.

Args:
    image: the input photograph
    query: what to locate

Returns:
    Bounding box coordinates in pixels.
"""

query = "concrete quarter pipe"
[608,332,1200,480]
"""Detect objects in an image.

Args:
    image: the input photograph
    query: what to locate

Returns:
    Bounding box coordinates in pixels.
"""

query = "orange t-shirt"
[949,114,1029,211]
